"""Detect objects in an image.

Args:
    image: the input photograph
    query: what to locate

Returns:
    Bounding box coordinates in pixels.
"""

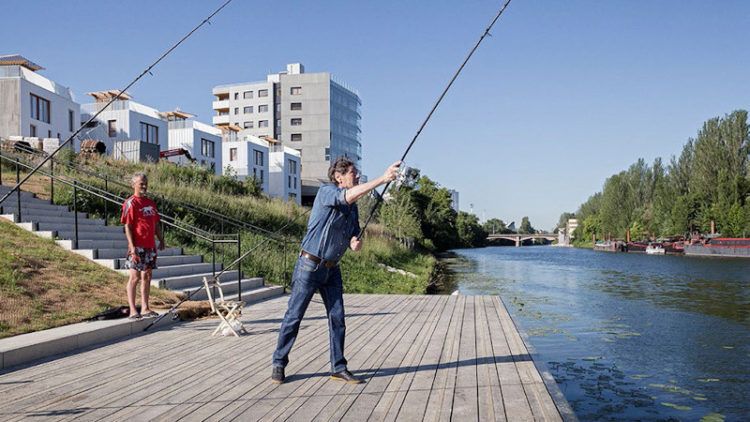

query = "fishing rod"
[357,0,513,239]
[0,0,234,207]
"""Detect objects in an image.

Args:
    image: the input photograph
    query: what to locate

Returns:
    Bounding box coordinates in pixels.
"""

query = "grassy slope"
[0,219,179,339]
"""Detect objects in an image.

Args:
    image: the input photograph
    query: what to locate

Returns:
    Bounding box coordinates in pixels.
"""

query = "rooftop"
[0,54,43,71]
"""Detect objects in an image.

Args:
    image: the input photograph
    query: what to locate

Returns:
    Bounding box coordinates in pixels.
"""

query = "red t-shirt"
[121,195,160,249]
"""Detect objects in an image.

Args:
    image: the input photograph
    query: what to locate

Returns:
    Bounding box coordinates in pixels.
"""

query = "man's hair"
[131,172,148,185]
[328,157,355,184]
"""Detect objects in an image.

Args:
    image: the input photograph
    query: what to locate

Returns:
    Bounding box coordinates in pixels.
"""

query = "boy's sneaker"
[271,366,285,384]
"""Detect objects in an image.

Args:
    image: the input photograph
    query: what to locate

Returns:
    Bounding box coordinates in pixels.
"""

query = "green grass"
[0,220,178,339]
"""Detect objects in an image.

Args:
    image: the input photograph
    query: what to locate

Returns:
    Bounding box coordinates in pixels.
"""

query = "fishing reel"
[395,164,420,189]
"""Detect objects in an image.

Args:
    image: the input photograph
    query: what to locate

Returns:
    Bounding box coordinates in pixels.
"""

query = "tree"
[483,218,508,234]
[379,190,422,246]
[456,212,487,247]
[518,216,535,234]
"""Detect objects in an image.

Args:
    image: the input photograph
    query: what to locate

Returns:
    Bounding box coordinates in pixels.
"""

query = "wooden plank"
[451,295,479,420]
[476,295,502,421]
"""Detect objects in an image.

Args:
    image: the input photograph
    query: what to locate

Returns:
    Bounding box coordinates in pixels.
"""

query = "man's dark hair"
[328,156,355,183]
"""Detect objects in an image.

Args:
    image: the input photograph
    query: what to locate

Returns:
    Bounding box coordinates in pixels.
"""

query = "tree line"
[562,110,750,242]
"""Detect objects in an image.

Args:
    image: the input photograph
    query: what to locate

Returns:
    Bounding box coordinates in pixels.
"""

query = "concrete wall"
[269,148,302,204]
[222,140,269,193]
[0,79,20,138]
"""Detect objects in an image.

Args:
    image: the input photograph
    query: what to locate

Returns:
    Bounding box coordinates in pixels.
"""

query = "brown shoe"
[330,369,364,384]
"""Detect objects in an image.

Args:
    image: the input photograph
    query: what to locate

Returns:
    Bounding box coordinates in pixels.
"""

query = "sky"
[3,0,749,230]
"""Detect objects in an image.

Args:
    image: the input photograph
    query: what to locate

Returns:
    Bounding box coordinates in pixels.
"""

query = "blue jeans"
[272,255,348,373]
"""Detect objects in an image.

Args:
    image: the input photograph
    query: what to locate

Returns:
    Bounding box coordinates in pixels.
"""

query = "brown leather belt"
[300,251,338,268]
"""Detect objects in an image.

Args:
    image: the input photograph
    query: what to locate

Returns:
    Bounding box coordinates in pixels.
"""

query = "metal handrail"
[10,143,294,242]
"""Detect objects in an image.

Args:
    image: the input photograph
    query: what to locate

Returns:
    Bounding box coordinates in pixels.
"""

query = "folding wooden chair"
[202,276,247,337]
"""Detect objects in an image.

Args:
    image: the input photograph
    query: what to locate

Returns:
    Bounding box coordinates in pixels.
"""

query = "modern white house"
[0,55,80,144]
[222,135,270,194]
[212,63,361,203]
[80,90,167,162]
[268,142,302,205]
[164,110,222,174]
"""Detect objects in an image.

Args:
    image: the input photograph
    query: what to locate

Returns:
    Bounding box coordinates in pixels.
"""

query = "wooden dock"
[0,294,564,421]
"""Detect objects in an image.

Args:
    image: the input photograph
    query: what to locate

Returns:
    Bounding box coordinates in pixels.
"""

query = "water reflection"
[449,246,750,421]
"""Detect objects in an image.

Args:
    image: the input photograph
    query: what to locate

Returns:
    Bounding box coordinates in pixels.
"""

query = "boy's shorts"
[125,247,158,271]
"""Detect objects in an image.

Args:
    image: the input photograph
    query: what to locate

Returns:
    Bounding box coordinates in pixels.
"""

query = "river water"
[447,246,749,421]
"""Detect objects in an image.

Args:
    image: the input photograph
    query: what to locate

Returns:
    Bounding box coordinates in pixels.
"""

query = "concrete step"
[113,254,202,268]
[95,247,183,260]
[42,230,124,241]
[36,222,123,233]
[57,239,128,250]
[15,215,105,226]
[188,277,266,301]
[155,270,239,290]
[0,187,37,199]
[0,200,70,212]
[118,262,218,279]
[1,207,89,219]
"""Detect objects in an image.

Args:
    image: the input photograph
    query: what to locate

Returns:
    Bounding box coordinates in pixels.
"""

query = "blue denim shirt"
[300,184,360,262]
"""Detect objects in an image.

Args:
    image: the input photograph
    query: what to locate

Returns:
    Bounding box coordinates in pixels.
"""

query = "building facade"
[80,90,167,160]
[212,63,361,202]
[0,55,80,144]
[222,136,270,194]
[165,111,222,174]
[268,144,302,205]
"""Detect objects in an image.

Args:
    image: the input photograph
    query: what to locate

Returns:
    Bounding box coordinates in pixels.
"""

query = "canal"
[447,246,749,421]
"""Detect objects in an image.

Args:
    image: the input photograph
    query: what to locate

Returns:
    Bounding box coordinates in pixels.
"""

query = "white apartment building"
[212,63,361,203]
[222,135,270,194]
[448,189,460,212]
[268,142,302,205]
[80,90,167,161]
[164,110,222,174]
[0,55,80,143]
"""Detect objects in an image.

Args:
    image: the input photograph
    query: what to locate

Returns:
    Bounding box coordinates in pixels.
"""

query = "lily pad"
[700,413,725,422]
[661,402,691,411]
[697,378,720,383]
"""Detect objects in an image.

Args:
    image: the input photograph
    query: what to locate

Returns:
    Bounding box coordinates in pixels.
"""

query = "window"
[290,86,301,95]
[210,162,216,172]
[48,129,51,138]
[234,107,239,115]
[243,106,253,114]
[290,133,302,142]
[258,89,268,97]
[108,120,117,137]
[289,192,297,199]
[258,104,268,113]
[201,138,215,158]
[288,175,292,189]
[288,159,297,174]
[290,102,302,111]
[290,118,302,126]
[234,93,239,100]
[30,124,36,137]
[254,149,264,166]
[258,120,268,128]
[30,94,50,123]
[325,147,330,161]
[243,121,253,129]
[69,110,75,131]
[275,103,281,112]
[139,122,159,144]
[275,119,281,128]
[243,91,253,99]
[230,147,237,161]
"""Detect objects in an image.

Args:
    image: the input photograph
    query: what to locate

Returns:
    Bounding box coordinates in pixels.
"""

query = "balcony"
[212,100,230,110]
[212,115,230,125]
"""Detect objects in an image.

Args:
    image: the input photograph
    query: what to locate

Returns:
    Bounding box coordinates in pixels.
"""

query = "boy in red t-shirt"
[121,173,165,319]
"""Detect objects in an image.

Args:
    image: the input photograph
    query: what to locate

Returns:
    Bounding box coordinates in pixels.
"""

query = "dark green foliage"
[518,216,535,234]
[571,110,750,242]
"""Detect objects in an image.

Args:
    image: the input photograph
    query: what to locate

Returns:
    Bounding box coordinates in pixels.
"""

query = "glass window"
[243,121,253,129]
[230,147,237,161]
[254,149,264,166]
[288,159,297,174]
[290,102,302,111]
[288,175,292,189]
[108,120,117,137]
[30,124,36,137]
[258,120,269,128]
[258,89,268,97]
[291,118,302,126]
[234,107,239,115]
[69,110,75,132]
[139,122,159,144]
[243,106,253,114]
[258,104,269,113]
[30,94,51,123]
[325,147,330,161]
[243,91,253,99]
[234,93,239,100]
[290,86,301,95]
[201,138,215,158]
[290,133,302,142]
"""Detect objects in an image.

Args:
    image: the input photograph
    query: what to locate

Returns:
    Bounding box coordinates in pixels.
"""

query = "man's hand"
[382,161,401,184]
[350,236,362,252]
[128,246,140,263]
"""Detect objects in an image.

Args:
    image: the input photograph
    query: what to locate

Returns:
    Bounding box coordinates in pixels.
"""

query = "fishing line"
[0,0,234,206]
[357,0,513,239]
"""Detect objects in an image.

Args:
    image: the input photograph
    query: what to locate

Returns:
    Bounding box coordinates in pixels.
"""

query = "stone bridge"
[487,233,557,247]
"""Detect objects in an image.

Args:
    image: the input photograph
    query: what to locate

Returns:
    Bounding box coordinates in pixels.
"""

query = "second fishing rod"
[358,0,513,239]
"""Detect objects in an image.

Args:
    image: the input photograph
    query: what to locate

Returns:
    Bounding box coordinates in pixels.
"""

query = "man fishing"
[271,157,401,384]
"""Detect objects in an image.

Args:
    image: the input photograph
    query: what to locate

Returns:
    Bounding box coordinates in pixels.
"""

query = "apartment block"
[0,55,80,143]
[222,135,270,194]
[212,63,361,203]
[80,90,167,162]
[268,142,302,205]
[165,110,222,174]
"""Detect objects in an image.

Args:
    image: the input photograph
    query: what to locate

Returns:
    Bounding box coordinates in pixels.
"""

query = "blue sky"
[3,0,748,229]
